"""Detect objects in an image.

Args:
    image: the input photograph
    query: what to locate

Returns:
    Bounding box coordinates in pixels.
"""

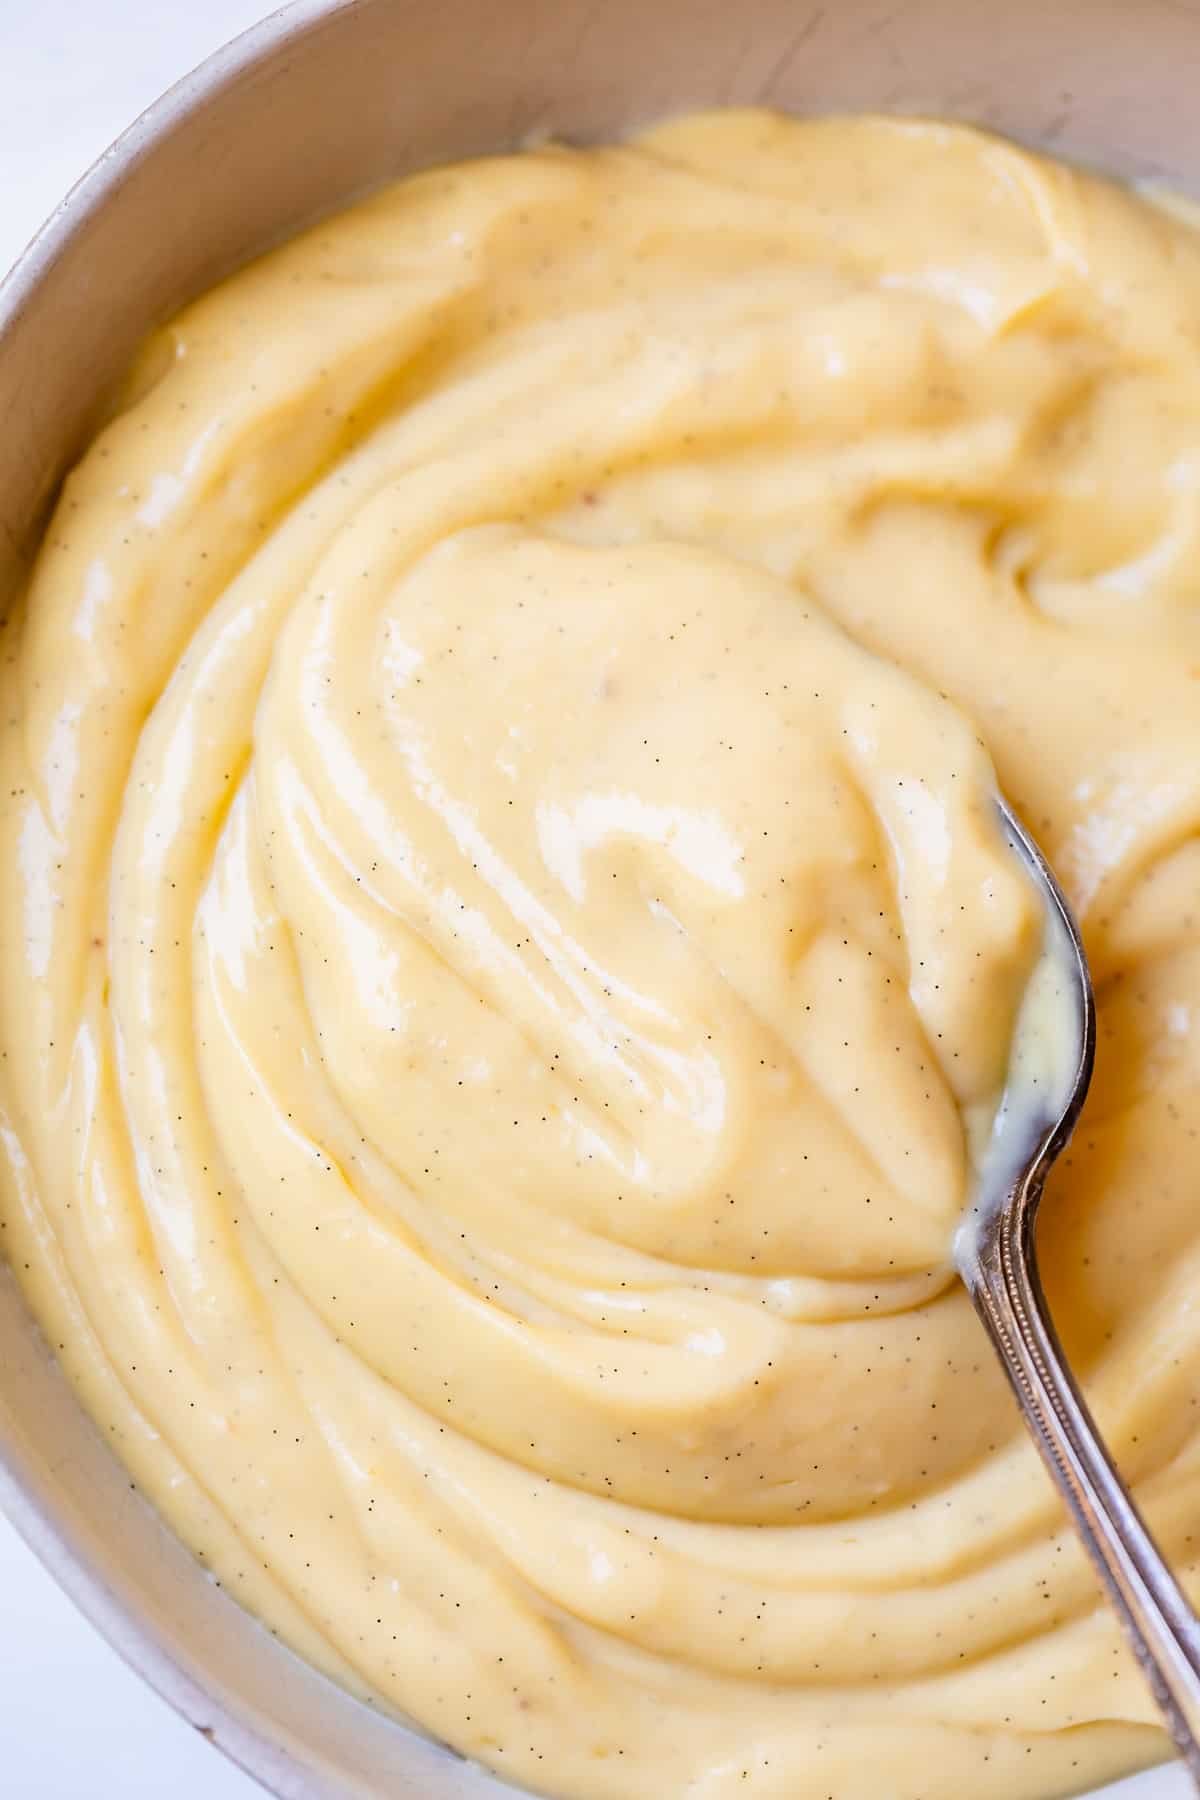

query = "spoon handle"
[966,1184,1200,1786]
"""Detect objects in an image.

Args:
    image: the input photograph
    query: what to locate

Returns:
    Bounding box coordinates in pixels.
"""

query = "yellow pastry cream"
[1,111,1198,1800]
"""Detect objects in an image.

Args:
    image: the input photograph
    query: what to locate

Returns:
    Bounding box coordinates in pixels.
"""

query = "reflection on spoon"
[957,798,1200,1786]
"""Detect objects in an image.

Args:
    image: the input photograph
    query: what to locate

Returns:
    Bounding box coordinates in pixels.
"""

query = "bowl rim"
[0,12,361,1794]
[0,0,330,312]
[0,6,1188,1799]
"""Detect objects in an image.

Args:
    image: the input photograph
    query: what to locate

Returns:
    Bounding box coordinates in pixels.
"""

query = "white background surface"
[0,9,272,1791]
[0,4,1194,1800]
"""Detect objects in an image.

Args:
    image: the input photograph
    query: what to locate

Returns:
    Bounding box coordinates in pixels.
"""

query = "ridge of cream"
[3,110,1200,1799]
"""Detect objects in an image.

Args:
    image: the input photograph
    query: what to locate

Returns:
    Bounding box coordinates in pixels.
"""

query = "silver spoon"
[955,799,1200,1785]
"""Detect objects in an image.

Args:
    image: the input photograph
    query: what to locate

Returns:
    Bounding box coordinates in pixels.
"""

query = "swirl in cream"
[3,112,1200,1799]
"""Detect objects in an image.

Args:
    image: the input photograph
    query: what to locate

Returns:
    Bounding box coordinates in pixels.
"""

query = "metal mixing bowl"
[0,1,1196,1794]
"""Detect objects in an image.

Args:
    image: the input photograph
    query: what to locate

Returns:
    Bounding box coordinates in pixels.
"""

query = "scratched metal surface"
[0,2,1197,1796]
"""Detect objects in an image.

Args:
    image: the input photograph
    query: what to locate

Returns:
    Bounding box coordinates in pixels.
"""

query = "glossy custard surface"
[3,113,1200,1798]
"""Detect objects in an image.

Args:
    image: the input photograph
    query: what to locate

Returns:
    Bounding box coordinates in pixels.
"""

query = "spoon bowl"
[958,799,1200,1784]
